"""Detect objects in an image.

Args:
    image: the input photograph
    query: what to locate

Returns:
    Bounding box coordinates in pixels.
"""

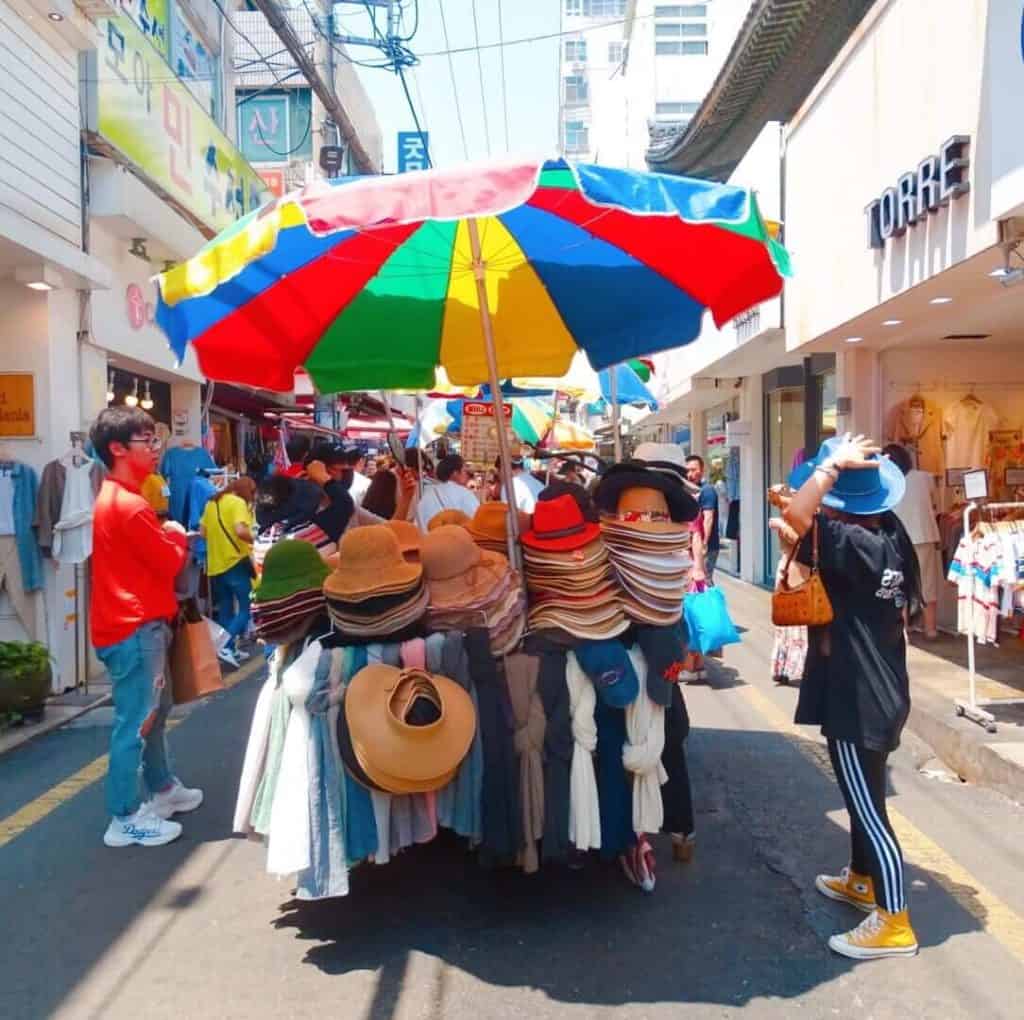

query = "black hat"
[593,461,699,523]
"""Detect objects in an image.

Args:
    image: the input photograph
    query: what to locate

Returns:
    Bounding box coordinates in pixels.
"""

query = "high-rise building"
[557,1,749,169]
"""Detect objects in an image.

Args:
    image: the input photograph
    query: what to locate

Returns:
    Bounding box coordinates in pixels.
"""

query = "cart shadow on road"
[271,723,990,1015]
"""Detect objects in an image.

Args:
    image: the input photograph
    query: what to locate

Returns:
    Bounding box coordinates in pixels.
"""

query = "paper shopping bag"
[171,600,225,704]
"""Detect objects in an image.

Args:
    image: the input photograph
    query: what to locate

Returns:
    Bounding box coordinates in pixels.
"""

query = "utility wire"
[397,64,432,167]
[417,12,657,59]
[210,0,303,92]
[496,0,510,151]
[470,0,491,157]
[437,0,469,160]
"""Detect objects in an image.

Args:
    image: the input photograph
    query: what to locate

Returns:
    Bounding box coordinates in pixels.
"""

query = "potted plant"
[0,641,52,722]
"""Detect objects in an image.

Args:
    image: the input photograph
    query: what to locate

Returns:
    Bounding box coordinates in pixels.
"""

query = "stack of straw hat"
[251,540,329,643]
[465,502,531,556]
[594,444,699,626]
[420,524,525,655]
[323,526,428,640]
[522,493,629,639]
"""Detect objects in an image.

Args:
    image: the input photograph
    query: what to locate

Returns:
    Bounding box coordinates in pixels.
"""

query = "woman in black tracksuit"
[774,432,923,961]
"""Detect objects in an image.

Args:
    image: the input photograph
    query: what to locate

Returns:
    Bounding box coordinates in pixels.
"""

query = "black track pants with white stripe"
[827,739,906,914]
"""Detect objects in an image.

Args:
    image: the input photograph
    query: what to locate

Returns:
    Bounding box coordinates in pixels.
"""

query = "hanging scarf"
[505,653,546,874]
[233,667,277,835]
[566,652,601,852]
[622,648,668,836]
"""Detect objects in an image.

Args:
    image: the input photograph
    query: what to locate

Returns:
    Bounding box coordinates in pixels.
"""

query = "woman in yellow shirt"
[200,477,256,667]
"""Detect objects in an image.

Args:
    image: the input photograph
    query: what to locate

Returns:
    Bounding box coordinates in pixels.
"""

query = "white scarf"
[266,641,322,876]
[623,648,668,836]
[566,653,601,851]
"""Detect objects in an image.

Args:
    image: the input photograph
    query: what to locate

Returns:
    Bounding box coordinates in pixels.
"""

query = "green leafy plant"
[0,641,52,716]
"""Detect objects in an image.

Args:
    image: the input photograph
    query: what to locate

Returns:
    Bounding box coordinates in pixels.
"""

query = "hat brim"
[595,465,699,523]
[787,455,906,515]
[522,520,601,552]
[427,550,511,609]
[325,560,423,599]
[345,665,476,794]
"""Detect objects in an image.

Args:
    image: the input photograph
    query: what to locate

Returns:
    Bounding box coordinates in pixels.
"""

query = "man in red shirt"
[90,407,203,848]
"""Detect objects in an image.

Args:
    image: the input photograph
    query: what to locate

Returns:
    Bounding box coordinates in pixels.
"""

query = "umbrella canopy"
[542,420,595,451]
[156,157,789,394]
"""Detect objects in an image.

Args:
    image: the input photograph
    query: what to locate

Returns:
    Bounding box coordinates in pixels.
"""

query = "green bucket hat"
[254,539,330,603]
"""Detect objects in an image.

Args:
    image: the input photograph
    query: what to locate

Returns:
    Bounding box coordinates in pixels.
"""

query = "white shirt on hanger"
[0,471,14,535]
[943,399,999,471]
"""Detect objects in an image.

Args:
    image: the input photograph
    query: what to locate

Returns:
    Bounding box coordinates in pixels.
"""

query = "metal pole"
[467,217,522,569]
[546,389,559,484]
[609,364,622,461]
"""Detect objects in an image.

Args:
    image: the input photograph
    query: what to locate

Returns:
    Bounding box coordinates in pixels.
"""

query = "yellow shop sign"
[84,15,268,235]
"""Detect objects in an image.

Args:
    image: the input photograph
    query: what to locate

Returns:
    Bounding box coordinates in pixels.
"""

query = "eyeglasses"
[127,436,162,450]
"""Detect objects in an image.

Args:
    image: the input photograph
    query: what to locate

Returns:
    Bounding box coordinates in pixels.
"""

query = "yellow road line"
[0,659,263,849]
[739,681,1024,964]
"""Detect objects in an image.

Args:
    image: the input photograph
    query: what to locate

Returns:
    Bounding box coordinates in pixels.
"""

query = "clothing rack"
[956,500,1024,732]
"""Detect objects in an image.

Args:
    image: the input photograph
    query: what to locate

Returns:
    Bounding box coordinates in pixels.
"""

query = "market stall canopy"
[156,157,790,394]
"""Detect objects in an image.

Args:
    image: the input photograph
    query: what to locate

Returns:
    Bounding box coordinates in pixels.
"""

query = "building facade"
[558,0,749,168]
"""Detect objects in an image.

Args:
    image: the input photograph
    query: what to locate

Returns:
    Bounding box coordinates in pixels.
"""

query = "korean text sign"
[87,15,268,235]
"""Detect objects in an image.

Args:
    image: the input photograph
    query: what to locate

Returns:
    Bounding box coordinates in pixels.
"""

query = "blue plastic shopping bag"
[683,585,741,655]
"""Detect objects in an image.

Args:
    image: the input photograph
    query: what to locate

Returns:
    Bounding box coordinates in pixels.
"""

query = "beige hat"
[344,665,476,794]
[324,525,422,600]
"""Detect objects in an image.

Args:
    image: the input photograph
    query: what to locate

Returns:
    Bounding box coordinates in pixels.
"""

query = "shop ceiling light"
[125,378,139,408]
[844,336,864,344]
[882,319,902,326]
[943,334,990,342]
[47,10,64,20]
[15,265,62,291]
[106,372,114,404]
[140,381,154,410]
[929,297,953,304]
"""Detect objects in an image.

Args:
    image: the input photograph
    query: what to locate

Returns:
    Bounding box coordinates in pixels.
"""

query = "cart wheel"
[955,705,965,717]
[987,722,998,734]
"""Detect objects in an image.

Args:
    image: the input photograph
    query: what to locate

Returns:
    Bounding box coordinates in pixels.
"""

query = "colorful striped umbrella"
[156,157,790,395]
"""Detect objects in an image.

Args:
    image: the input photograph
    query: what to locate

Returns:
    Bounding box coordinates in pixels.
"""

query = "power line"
[417,12,655,59]
[470,0,491,157]
[497,0,510,151]
[397,64,431,167]
[437,0,469,160]
[210,0,302,92]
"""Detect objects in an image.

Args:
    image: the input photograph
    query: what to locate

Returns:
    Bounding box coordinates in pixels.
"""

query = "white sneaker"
[218,646,241,668]
[104,807,182,848]
[149,778,204,819]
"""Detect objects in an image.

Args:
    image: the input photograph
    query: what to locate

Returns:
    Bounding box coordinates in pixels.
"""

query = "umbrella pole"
[546,389,559,485]
[609,364,622,462]
[467,217,522,570]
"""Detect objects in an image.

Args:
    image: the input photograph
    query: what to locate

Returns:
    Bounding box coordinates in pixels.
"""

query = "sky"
[335,0,564,170]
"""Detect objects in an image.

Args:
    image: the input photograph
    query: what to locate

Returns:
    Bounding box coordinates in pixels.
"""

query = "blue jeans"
[212,559,253,649]
[96,621,175,818]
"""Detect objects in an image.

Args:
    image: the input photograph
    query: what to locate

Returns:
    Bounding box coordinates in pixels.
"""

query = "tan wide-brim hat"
[386,519,423,561]
[420,524,512,609]
[344,665,476,795]
[325,525,422,599]
[427,509,471,531]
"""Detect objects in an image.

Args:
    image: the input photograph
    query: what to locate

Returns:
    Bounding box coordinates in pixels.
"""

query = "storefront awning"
[646,0,876,180]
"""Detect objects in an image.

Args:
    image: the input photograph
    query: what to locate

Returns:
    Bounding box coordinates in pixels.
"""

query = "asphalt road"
[2,621,1024,1020]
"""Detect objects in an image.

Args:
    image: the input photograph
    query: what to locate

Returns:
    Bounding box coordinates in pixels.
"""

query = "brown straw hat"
[344,664,476,794]
[324,525,422,600]
[386,519,423,561]
[427,508,471,531]
[420,524,510,609]
[466,501,531,547]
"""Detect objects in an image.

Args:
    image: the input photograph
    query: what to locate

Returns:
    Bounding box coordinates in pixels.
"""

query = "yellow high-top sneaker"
[815,867,877,912]
[828,908,919,960]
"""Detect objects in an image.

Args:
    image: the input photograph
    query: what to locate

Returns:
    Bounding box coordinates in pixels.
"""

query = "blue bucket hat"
[788,436,905,515]
[575,639,639,709]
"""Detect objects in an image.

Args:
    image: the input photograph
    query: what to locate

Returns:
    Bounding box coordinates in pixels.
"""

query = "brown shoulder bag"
[771,518,834,627]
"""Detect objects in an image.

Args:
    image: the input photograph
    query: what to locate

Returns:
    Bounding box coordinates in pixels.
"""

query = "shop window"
[655,41,709,55]
[565,0,582,14]
[564,120,589,153]
[608,41,625,64]
[583,0,627,15]
[564,74,589,104]
[565,38,587,61]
